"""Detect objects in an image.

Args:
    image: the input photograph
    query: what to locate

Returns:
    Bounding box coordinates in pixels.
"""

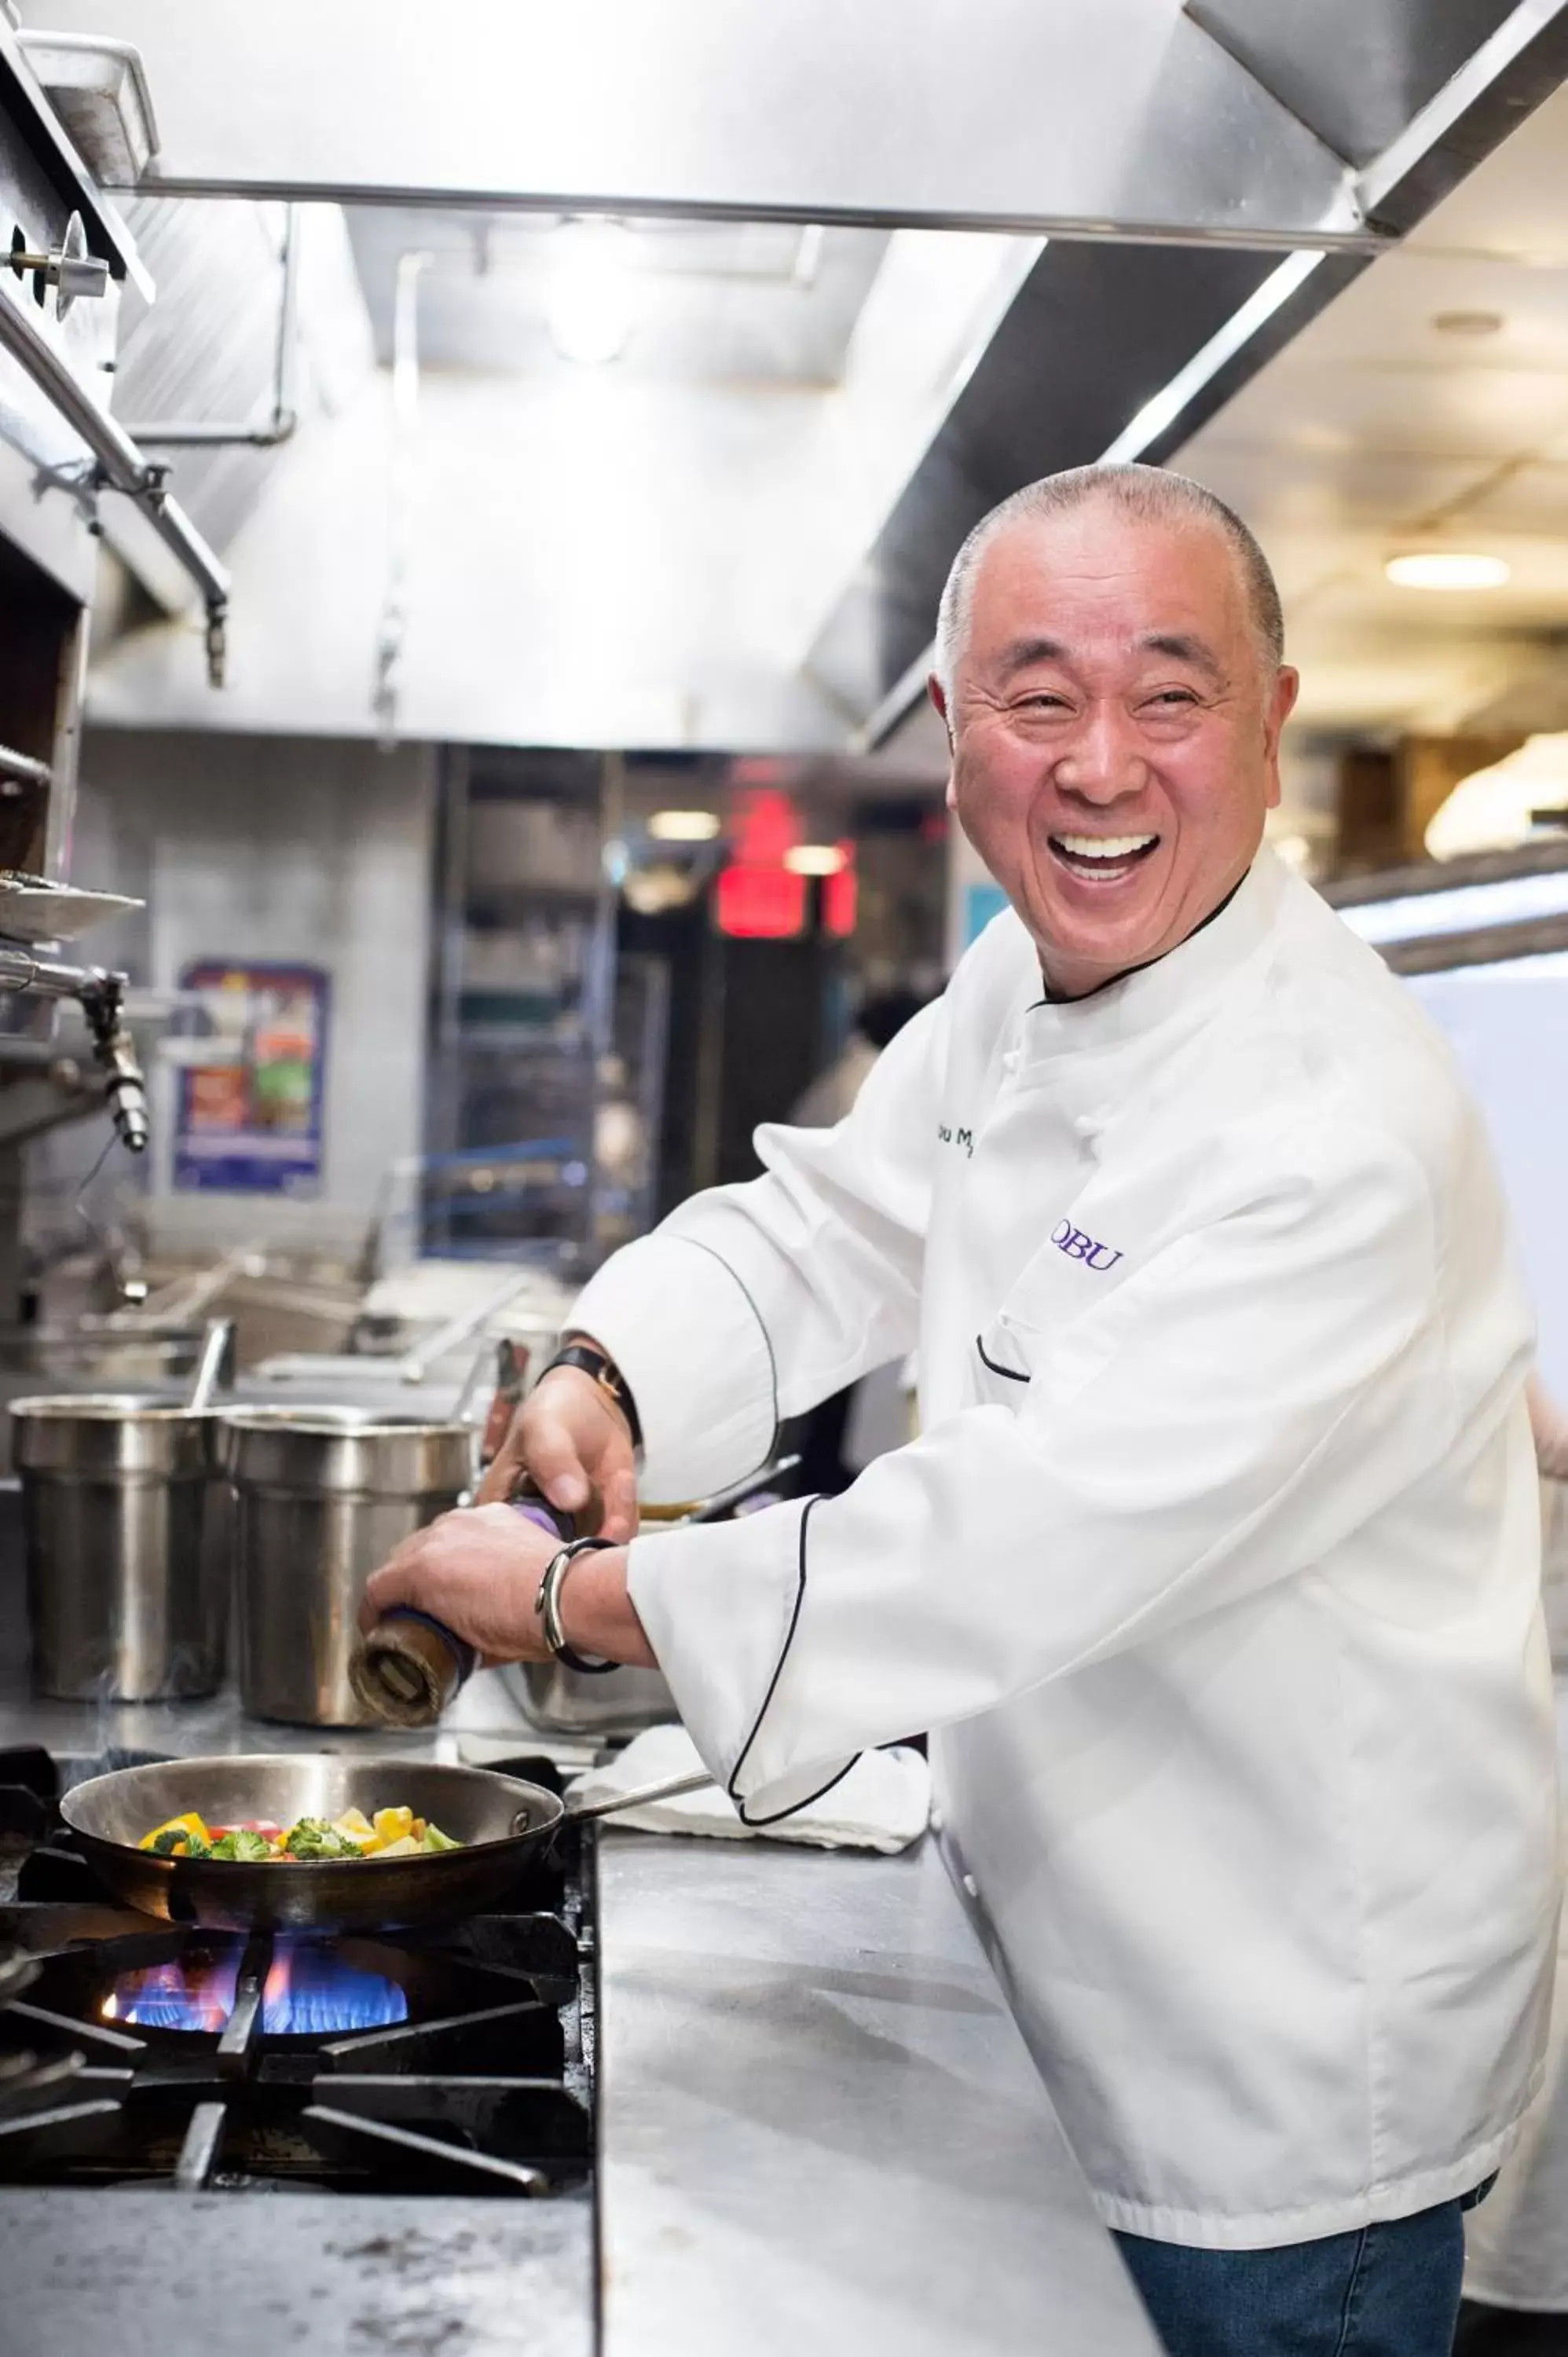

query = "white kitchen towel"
[567,1722,930,1853]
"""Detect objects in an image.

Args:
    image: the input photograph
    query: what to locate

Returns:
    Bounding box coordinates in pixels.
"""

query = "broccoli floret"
[421,1823,461,1853]
[150,1826,211,1858]
[283,1817,355,1860]
[210,1828,270,1861]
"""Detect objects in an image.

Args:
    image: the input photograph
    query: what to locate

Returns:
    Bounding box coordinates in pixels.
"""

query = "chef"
[365,463,1560,2357]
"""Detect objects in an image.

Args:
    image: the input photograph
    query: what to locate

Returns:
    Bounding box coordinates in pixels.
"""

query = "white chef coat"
[572,845,1561,2249]
[1462,1669,1568,2311]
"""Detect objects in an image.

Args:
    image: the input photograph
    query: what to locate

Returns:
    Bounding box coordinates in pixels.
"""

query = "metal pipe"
[125,203,300,449]
[398,1266,536,1384]
[372,248,427,744]
[0,742,50,790]
[0,282,230,676]
[0,943,108,1000]
[0,948,148,1152]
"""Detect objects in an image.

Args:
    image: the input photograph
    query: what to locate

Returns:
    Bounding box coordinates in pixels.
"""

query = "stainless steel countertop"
[0,2187,595,2357]
[595,1831,1160,2357]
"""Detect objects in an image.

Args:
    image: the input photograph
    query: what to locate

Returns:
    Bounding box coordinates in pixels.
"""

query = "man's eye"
[1017,694,1070,712]
[1147,689,1199,709]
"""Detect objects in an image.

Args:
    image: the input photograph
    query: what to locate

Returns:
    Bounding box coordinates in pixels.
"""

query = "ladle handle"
[185,1317,233,1414]
[562,1767,717,1824]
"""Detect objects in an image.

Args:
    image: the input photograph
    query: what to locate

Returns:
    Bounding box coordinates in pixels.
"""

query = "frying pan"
[57,1753,713,1934]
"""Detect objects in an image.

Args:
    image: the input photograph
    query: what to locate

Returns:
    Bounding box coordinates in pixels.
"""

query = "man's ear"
[1262,666,1299,810]
[929,673,958,811]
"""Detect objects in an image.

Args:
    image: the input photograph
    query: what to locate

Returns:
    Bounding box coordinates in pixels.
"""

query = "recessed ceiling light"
[647,808,721,842]
[547,219,642,365]
[784,844,848,877]
[1384,552,1511,591]
[1431,310,1504,336]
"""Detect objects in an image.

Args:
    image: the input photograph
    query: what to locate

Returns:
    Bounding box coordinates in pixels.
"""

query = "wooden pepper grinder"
[349,1484,591,1728]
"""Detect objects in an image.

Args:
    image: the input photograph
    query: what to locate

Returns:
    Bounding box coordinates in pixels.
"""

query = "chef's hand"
[476,1343,639,1540]
[360,1505,657,1669]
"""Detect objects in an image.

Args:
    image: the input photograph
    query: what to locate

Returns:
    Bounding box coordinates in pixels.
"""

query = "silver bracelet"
[534,1537,618,1675]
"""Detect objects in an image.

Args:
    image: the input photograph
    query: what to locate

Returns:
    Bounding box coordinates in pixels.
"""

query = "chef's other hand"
[476,1344,639,1539]
[360,1502,558,1664]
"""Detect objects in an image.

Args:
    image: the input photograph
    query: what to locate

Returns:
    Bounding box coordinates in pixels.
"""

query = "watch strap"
[542,1342,643,1450]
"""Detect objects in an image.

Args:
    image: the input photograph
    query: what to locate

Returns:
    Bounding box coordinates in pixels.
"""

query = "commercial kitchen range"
[0,1548,1158,2357]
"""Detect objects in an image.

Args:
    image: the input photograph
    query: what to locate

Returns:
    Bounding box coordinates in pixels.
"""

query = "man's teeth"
[1055,834,1158,861]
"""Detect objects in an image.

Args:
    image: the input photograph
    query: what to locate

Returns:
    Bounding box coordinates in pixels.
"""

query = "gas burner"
[100,1937,412,2035]
[0,1745,595,2199]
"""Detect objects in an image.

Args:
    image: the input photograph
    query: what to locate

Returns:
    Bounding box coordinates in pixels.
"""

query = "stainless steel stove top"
[0,1744,595,2204]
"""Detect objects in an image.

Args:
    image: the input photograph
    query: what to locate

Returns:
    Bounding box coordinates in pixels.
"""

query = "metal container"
[499,1477,800,1739]
[11,1395,223,1702]
[0,1324,217,1472]
[219,1406,474,1727]
[506,1655,676,1739]
[500,1503,722,1739]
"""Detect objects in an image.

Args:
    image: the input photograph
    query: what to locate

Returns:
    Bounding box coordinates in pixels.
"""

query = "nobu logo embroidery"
[1051,1219,1122,1272]
[937,1123,974,1157]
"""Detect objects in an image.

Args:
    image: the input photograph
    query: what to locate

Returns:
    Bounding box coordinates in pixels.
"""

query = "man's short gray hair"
[932,463,1284,695]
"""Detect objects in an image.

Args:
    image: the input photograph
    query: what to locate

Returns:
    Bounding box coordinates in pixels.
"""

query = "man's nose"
[1052,706,1147,804]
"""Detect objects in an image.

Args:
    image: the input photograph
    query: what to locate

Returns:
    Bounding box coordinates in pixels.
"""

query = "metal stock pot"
[12,1394,223,1701]
[218,1406,474,1728]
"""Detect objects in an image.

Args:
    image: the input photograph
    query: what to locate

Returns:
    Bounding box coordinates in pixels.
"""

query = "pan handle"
[555,1767,717,1827]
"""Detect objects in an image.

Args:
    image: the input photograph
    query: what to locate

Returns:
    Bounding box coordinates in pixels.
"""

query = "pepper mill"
[349,1486,587,1728]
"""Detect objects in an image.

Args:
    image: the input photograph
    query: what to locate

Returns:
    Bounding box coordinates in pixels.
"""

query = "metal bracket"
[0,268,231,683]
[7,212,109,320]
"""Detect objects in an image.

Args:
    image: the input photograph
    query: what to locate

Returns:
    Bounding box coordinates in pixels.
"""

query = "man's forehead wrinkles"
[983,627,1228,682]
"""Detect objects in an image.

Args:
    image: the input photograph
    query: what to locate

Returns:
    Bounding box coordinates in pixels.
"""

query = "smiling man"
[366,465,1559,2357]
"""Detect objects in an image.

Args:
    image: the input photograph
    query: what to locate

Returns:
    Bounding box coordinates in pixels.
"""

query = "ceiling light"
[784,844,849,877]
[547,219,641,366]
[1384,552,1511,591]
[647,808,721,842]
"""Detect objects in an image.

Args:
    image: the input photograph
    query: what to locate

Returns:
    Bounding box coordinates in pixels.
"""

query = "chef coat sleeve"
[567,992,948,1504]
[626,1116,1528,1823]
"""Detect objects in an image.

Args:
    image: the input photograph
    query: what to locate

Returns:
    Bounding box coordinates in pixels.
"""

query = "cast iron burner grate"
[0,1746,595,2198]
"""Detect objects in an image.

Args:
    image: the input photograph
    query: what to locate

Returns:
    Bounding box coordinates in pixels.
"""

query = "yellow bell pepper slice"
[372,1806,414,1846]
[329,1807,379,1851]
[137,1811,211,1853]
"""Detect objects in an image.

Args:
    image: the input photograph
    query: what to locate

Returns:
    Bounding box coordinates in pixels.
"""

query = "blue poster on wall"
[963,880,1009,948]
[173,961,330,1195]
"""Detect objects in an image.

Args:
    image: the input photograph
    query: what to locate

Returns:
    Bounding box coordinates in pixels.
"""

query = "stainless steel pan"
[58,1753,711,1934]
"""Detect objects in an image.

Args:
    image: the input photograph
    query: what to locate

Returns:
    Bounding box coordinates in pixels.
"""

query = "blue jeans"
[1116,2196,1471,2357]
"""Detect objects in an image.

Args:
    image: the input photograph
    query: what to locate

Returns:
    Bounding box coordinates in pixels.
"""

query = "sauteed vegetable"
[137,1805,463,1861]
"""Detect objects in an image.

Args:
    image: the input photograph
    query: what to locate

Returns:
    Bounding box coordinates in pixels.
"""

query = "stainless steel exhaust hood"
[16,0,1377,251]
[13,0,1567,756]
[0,16,228,671]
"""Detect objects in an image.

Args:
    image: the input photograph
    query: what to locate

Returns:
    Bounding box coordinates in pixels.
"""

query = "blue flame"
[104,1944,408,2036]
[107,1952,239,2032]
[262,1945,409,2036]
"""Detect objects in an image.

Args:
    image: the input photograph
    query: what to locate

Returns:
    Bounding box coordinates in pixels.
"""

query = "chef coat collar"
[1031,870,1247,1007]
[1015,844,1287,1069]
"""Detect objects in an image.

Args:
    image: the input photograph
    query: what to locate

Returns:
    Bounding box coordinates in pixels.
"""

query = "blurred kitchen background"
[1,0,1567,1406]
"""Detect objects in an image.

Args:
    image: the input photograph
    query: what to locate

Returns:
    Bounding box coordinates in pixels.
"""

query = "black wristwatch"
[541,1340,643,1450]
